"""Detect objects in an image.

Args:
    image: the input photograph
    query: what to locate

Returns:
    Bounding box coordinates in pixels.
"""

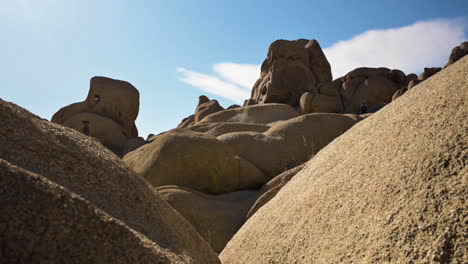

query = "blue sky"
[1,0,467,137]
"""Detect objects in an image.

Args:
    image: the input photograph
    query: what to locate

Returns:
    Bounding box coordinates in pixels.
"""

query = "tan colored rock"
[220,57,468,264]
[248,39,332,107]
[0,99,219,263]
[177,114,195,128]
[123,129,268,194]
[340,67,404,113]
[199,103,299,124]
[246,163,306,219]
[51,76,141,156]
[157,185,259,253]
[300,92,343,114]
[218,113,360,177]
[195,96,224,122]
[61,112,128,155]
[85,76,140,136]
[0,160,192,263]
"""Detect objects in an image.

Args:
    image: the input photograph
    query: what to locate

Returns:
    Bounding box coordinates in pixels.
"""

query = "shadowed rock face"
[220,56,468,264]
[447,41,468,66]
[247,39,332,107]
[0,99,220,264]
[157,185,259,254]
[51,76,144,156]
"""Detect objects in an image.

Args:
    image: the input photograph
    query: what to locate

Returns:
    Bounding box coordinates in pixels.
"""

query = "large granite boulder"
[338,67,406,113]
[246,163,306,219]
[123,129,268,194]
[0,99,219,263]
[220,56,468,264]
[218,113,361,177]
[247,39,332,107]
[157,185,259,253]
[51,76,143,156]
[1,160,191,263]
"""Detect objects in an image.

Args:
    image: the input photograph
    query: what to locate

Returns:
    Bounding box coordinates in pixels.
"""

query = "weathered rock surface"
[0,99,219,263]
[157,185,259,253]
[247,39,332,107]
[198,103,299,124]
[338,67,406,113]
[1,160,188,263]
[247,163,306,219]
[220,56,468,264]
[218,113,361,177]
[123,129,268,194]
[177,95,224,128]
[51,76,142,156]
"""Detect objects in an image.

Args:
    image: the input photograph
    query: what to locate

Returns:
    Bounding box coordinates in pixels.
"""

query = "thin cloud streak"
[177,67,250,103]
[177,18,466,103]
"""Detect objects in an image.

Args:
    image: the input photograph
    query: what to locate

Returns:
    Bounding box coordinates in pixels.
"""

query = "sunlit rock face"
[246,39,332,107]
[51,76,145,157]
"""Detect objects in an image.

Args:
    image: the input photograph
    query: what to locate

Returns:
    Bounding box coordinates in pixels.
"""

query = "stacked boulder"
[245,39,332,107]
[392,41,468,101]
[51,76,145,157]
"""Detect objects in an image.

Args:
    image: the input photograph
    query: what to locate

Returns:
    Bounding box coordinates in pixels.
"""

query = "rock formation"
[0,99,219,263]
[123,129,268,194]
[447,41,468,66]
[157,185,258,253]
[51,76,145,157]
[246,39,332,107]
[2,38,466,263]
[177,95,225,128]
[220,56,468,264]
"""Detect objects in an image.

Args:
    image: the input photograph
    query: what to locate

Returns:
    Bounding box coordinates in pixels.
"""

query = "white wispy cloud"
[177,18,466,103]
[324,18,467,78]
[177,65,258,103]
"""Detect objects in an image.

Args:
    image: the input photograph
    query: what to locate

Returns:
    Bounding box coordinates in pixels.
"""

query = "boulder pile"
[2,39,466,263]
[51,76,146,157]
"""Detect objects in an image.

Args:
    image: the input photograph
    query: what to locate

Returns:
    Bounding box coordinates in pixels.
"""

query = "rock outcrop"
[220,56,468,264]
[157,185,258,253]
[218,113,361,177]
[177,95,225,128]
[447,41,468,66]
[0,99,219,263]
[123,129,268,194]
[51,76,145,156]
[246,39,332,107]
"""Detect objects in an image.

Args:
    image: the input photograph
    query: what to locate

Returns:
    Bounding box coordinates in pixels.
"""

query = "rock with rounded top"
[248,39,332,107]
[220,57,468,264]
[218,113,361,177]
[0,99,220,263]
[123,129,268,194]
[195,96,224,122]
[340,67,404,113]
[157,185,259,253]
[51,76,141,156]
[300,92,343,114]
